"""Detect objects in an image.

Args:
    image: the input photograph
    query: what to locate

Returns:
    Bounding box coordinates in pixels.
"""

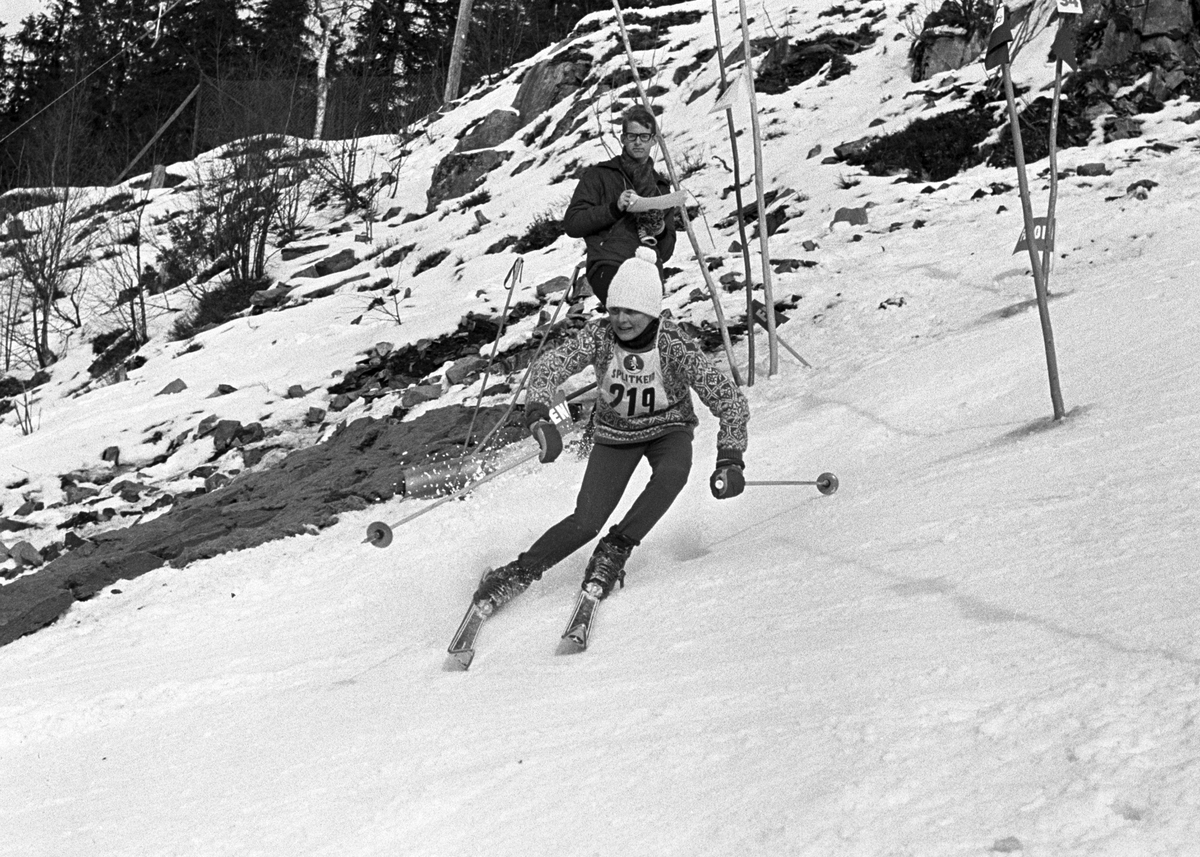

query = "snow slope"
[4,0,1200,854]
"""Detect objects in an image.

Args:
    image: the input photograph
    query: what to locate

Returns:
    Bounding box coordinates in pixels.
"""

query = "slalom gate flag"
[751,299,790,329]
[1013,217,1056,254]
[1050,21,1080,70]
[709,67,749,115]
[984,6,1014,70]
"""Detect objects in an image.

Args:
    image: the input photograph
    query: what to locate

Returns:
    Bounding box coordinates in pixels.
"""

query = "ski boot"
[581,534,633,600]
[472,561,538,616]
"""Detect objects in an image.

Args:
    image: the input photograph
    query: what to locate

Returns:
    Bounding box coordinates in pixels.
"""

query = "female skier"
[471,246,750,614]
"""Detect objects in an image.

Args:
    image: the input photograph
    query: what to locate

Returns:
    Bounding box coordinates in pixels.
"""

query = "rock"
[832,206,869,227]
[1090,19,1139,69]
[773,259,816,273]
[101,446,121,465]
[400,385,442,408]
[329,393,355,412]
[168,429,192,452]
[63,531,91,551]
[446,356,488,386]
[456,109,522,152]
[205,472,233,492]
[15,498,43,516]
[833,136,874,161]
[1107,116,1141,140]
[305,407,327,425]
[157,378,187,396]
[197,415,220,436]
[281,243,329,261]
[210,420,244,453]
[10,540,43,567]
[315,248,359,277]
[249,285,292,309]
[239,423,264,445]
[535,275,571,297]
[426,150,513,212]
[913,28,986,80]
[209,384,237,397]
[512,58,589,127]
[62,483,100,504]
[1137,0,1193,38]
[1077,162,1111,176]
[286,384,307,399]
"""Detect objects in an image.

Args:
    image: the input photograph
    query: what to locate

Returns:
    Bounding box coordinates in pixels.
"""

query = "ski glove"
[531,421,563,464]
[710,450,745,499]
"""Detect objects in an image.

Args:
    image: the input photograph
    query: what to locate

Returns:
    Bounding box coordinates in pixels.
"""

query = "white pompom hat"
[607,246,663,317]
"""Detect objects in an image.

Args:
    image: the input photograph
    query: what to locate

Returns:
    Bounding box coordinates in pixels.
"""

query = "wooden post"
[444,0,476,103]
[1042,57,1064,282]
[736,0,779,376]
[115,84,200,185]
[610,0,743,386]
[711,0,757,385]
[1002,62,1066,421]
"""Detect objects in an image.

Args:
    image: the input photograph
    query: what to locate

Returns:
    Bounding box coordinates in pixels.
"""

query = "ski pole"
[463,257,523,447]
[468,260,582,457]
[364,380,599,548]
[715,471,839,496]
[364,447,543,548]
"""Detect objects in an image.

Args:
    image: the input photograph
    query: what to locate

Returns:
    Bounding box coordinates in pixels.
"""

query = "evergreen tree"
[248,0,315,78]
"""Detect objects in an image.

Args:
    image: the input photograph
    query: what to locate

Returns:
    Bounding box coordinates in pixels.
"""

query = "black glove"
[530,420,563,464]
[709,450,745,499]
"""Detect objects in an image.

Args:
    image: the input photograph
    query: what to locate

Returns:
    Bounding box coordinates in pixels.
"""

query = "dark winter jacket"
[526,317,748,457]
[562,156,678,270]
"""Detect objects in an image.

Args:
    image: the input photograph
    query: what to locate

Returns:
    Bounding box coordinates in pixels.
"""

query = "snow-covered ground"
[4,0,1200,854]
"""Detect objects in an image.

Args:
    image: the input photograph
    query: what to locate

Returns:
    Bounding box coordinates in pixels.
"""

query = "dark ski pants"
[516,431,693,577]
[585,262,619,310]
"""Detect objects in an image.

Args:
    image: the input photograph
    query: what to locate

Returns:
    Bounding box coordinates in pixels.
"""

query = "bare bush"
[2,188,95,368]
[96,200,174,348]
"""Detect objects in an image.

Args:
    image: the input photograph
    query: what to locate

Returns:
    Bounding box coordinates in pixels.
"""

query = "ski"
[445,603,487,671]
[556,589,601,655]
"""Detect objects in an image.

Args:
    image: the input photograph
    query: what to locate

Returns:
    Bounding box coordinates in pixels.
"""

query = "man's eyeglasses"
[622,132,654,143]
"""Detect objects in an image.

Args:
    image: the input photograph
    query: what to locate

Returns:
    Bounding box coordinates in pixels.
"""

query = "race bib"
[601,345,668,418]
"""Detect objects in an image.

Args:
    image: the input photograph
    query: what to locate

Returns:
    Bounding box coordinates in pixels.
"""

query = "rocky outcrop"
[756,25,879,93]
[426,150,513,211]
[427,55,590,209]
[512,57,590,127]
[908,2,993,82]
[0,405,525,648]
[456,109,522,152]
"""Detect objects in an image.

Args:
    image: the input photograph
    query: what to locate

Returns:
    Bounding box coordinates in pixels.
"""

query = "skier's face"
[609,307,655,341]
[621,121,656,163]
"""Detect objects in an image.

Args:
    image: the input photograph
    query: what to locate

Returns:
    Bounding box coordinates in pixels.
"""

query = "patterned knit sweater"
[527,317,749,454]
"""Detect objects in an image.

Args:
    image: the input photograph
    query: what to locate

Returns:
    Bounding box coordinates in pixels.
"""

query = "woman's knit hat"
[607,247,663,317]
